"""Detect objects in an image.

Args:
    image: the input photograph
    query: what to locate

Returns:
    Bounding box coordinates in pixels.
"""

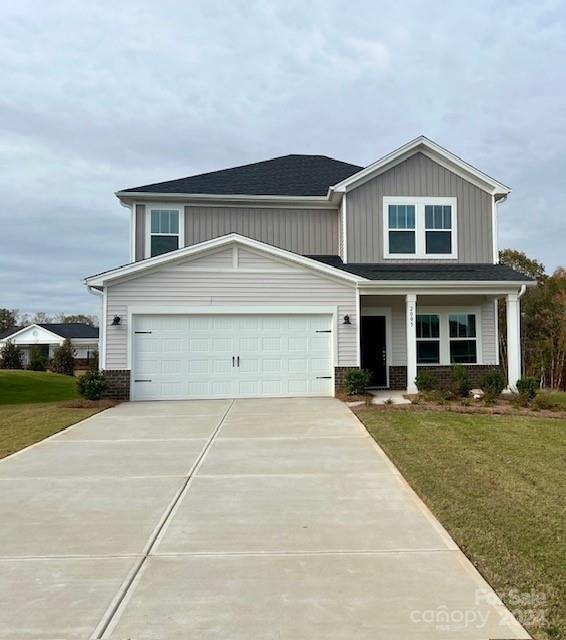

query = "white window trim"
[145,205,185,259]
[383,196,458,260]
[416,307,482,365]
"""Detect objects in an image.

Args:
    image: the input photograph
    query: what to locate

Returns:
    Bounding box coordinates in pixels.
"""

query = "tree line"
[499,249,566,389]
[0,310,97,333]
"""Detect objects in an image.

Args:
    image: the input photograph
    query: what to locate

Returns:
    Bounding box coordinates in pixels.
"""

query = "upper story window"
[146,207,184,258]
[383,197,457,259]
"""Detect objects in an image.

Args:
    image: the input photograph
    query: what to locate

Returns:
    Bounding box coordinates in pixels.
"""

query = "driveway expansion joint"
[92,399,235,639]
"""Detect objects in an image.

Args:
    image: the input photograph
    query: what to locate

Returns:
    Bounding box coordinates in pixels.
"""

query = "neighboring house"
[0,323,99,368]
[85,136,534,401]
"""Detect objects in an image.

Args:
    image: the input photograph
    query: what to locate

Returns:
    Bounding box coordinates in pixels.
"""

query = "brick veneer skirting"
[389,364,503,390]
[103,369,130,401]
[339,365,504,392]
[389,366,408,390]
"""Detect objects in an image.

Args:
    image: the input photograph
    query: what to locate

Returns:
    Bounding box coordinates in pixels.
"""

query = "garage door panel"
[133,314,333,400]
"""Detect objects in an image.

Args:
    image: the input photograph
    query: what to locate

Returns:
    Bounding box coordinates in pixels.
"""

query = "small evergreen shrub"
[450,364,471,398]
[28,347,47,371]
[0,341,23,369]
[77,369,108,400]
[415,370,436,392]
[478,371,506,402]
[342,369,371,395]
[51,339,75,376]
[516,377,539,401]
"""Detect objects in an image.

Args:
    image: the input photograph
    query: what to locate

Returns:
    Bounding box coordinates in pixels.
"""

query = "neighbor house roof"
[119,154,363,197]
[0,323,99,341]
[305,257,534,282]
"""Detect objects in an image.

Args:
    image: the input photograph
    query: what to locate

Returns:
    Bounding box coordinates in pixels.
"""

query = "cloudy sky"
[2,0,565,320]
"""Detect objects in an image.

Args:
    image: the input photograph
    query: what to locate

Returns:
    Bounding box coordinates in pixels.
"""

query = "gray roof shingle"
[305,256,534,282]
[0,323,99,341]
[120,154,363,197]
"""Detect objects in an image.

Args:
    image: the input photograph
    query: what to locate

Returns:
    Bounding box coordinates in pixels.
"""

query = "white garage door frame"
[127,306,339,400]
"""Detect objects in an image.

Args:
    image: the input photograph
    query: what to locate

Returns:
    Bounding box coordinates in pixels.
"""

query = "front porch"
[356,286,524,393]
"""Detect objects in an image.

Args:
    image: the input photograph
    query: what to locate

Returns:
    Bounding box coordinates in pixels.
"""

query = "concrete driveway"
[0,398,528,639]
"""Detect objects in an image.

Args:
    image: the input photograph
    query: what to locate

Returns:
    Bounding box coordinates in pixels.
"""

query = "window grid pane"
[449,314,476,338]
[450,340,477,364]
[425,205,452,229]
[388,204,415,229]
[151,210,179,235]
[389,231,415,254]
[416,314,440,339]
[426,231,452,254]
[417,341,440,364]
[151,235,179,257]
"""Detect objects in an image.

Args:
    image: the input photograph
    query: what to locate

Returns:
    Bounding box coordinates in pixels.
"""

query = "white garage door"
[132,314,333,400]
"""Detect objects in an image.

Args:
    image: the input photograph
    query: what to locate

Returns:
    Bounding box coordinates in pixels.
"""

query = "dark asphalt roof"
[305,256,534,282]
[0,323,99,340]
[120,154,363,197]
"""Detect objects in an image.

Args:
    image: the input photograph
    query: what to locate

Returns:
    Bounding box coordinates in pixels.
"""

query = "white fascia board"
[358,281,532,296]
[115,191,333,209]
[329,136,511,197]
[84,233,365,287]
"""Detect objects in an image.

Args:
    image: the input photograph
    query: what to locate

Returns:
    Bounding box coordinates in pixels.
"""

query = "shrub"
[342,368,371,395]
[450,364,471,398]
[28,347,47,371]
[516,377,539,401]
[77,369,108,400]
[478,370,506,402]
[88,350,99,372]
[0,341,23,369]
[532,393,561,412]
[51,339,75,376]
[415,370,436,392]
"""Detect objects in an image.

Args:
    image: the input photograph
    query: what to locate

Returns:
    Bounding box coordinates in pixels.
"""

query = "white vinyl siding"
[104,253,357,371]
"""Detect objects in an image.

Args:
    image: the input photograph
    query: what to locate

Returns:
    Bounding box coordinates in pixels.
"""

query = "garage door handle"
[237,356,240,367]
[134,379,152,383]
[316,330,331,333]
[232,356,235,367]
[316,376,331,379]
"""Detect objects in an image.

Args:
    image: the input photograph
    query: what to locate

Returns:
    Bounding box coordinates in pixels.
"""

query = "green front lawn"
[0,369,80,404]
[356,408,566,640]
[0,403,100,459]
[0,370,107,459]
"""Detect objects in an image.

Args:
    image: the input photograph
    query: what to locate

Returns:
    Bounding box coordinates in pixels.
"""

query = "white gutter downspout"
[87,286,104,372]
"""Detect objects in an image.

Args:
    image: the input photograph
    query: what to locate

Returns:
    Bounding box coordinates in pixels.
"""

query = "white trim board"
[330,136,510,197]
[85,233,364,287]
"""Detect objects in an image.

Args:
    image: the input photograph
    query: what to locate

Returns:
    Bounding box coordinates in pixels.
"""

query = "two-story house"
[85,136,532,401]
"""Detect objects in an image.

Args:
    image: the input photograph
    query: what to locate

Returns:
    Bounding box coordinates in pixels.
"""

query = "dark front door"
[361,316,387,387]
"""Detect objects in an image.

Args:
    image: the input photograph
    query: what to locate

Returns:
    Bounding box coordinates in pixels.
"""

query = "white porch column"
[506,293,522,390]
[406,293,418,393]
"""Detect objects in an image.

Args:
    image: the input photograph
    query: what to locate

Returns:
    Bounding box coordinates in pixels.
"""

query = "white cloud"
[1,0,566,317]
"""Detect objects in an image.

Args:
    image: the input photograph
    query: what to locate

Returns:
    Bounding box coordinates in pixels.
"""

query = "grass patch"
[536,390,566,409]
[0,403,103,459]
[356,408,566,640]
[0,370,80,405]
